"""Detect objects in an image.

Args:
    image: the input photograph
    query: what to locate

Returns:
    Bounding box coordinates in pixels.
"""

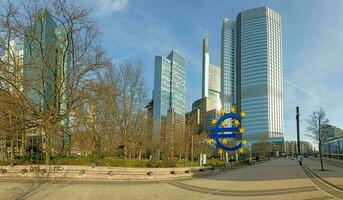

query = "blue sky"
[72,0,343,145]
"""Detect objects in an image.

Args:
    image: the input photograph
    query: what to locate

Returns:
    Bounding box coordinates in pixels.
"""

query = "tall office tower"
[221,7,284,146]
[24,9,57,111]
[221,18,236,111]
[202,35,221,111]
[202,35,210,98]
[190,35,221,133]
[55,27,72,145]
[23,9,71,147]
[208,64,221,111]
[153,49,186,147]
[238,7,284,143]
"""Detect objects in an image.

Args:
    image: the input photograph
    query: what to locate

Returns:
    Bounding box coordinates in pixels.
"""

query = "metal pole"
[200,141,203,166]
[296,106,301,156]
[191,135,194,166]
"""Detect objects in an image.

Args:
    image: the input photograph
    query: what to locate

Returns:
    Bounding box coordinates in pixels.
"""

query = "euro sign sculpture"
[208,106,247,155]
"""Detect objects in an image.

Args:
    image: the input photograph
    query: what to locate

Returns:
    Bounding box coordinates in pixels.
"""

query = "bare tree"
[0,90,26,161]
[0,0,110,164]
[70,61,148,159]
[306,107,329,171]
[71,66,118,156]
[114,61,148,159]
[252,134,272,160]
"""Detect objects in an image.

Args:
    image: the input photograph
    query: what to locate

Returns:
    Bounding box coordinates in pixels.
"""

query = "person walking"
[298,155,303,166]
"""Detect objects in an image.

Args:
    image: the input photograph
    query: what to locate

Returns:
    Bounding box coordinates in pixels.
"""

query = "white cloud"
[97,0,128,13]
[284,80,324,102]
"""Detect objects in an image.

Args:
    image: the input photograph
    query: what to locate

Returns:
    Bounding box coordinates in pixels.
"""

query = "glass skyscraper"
[153,49,186,144]
[221,18,236,111]
[23,9,71,146]
[208,64,221,111]
[202,35,221,111]
[24,9,57,111]
[221,7,284,145]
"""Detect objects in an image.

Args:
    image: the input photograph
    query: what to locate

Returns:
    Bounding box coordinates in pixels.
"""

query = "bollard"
[79,169,85,176]
[0,169,7,175]
[108,171,113,176]
[147,171,153,177]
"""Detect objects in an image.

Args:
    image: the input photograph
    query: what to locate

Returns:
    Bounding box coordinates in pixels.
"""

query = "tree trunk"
[138,147,142,160]
[191,135,194,165]
[45,145,51,165]
[179,149,181,160]
[10,139,14,160]
[43,127,51,165]
[319,140,324,171]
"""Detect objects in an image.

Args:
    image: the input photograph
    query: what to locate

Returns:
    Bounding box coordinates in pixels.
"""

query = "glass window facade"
[153,49,186,141]
[221,18,236,110]
[220,7,284,145]
[239,7,284,142]
[208,64,221,111]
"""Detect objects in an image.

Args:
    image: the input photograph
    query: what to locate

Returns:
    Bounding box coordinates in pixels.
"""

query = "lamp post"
[199,139,206,166]
[296,106,301,156]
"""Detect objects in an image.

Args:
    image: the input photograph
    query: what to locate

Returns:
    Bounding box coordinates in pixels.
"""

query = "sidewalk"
[0,159,334,200]
[303,157,343,188]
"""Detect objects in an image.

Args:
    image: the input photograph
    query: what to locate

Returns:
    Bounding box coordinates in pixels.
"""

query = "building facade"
[220,7,284,146]
[188,35,222,134]
[0,40,24,161]
[284,141,313,157]
[208,64,221,111]
[221,19,236,111]
[0,40,24,93]
[322,125,343,158]
[239,7,284,144]
[24,9,57,111]
[23,9,71,151]
[202,35,221,112]
[153,49,186,148]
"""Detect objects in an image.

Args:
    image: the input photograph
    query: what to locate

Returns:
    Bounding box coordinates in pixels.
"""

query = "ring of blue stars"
[208,106,248,154]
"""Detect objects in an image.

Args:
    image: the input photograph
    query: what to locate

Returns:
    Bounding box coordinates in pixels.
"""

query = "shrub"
[146,160,160,168]
[15,153,45,164]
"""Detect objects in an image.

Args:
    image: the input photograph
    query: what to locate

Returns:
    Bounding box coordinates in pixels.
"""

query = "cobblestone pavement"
[0,158,341,200]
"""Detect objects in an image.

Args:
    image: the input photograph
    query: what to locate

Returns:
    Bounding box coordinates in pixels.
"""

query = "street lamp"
[199,139,206,166]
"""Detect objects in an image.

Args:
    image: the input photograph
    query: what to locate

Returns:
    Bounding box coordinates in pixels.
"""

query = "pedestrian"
[298,155,303,166]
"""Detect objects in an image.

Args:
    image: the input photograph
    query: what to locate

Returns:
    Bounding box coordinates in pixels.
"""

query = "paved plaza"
[0,158,342,200]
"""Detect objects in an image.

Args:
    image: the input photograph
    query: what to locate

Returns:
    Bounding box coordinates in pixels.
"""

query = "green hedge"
[1,154,249,168]
[1,155,177,168]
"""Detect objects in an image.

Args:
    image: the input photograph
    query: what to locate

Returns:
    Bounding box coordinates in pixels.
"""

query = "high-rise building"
[202,36,209,98]
[221,7,284,146]
[202,35,221,111]
[153,49,186,147]
[221,19,236,111]
[55,27,72,145]
[187,35,221,134]
[208,64,221,111]
[24,9,57,111]
[23,9,71,149]
[239,7,283,144]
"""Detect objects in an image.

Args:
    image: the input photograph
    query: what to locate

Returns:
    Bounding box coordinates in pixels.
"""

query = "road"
[0,158,342,200]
